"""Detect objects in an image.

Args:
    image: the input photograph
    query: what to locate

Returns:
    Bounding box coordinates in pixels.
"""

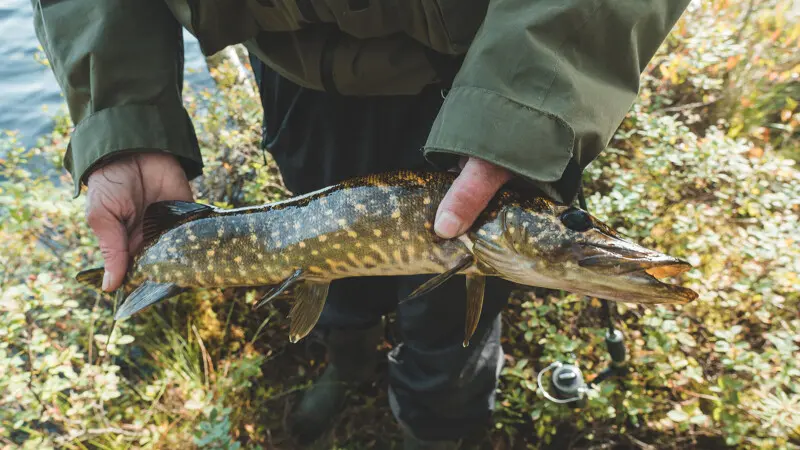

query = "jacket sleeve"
[423,0,690,202]
[31,0,204,198]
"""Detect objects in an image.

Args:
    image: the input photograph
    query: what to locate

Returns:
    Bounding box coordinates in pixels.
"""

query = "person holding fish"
[32,1,694,448]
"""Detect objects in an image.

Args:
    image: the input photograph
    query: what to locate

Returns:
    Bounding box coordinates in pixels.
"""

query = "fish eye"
[560,207,593,232]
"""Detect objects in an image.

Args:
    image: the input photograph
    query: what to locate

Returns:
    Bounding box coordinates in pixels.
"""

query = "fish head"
[472,199,698,305]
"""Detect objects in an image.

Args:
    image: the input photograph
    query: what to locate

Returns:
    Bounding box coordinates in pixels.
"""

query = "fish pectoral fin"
[76,267,105,289]
[254,268,304,309]
[142,200,215,243]
[114,281,185,320]
[288,280,330,343]
[463,274,486,347]
[401,254,475,303]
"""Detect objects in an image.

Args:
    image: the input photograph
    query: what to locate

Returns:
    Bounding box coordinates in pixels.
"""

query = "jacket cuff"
[64,102,203,198]
[423,86,579,202]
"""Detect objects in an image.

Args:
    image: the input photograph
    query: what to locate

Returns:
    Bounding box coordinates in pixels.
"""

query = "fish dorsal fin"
[142,201,215,243]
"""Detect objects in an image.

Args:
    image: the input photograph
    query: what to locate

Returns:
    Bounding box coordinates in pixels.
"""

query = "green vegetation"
[1,1,798,448]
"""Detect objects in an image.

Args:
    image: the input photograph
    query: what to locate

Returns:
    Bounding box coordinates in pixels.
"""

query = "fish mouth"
[626,261,698,304]
[576,241,699,304]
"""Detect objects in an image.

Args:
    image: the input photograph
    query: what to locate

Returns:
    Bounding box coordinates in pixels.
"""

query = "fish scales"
[132,171,475,288]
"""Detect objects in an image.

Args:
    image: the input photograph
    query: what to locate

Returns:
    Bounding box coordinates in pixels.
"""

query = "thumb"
[434,158,512,239]
[86,207,130,292]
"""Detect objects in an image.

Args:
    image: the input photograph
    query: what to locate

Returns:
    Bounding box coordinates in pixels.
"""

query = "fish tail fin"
[115,281,185,320]
[76,267,105,289]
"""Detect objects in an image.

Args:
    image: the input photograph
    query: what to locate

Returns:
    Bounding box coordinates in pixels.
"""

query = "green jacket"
[31,0,689,201]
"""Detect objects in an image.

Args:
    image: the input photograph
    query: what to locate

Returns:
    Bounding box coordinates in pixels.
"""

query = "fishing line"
[576,183,616,337]
[537,179,629,407]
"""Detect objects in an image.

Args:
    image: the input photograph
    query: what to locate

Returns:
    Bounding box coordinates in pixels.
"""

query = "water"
[0,0,214,149]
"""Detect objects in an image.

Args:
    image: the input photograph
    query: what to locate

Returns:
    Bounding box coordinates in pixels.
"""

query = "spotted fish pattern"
[76,170,699,344]
[136,172,472,288]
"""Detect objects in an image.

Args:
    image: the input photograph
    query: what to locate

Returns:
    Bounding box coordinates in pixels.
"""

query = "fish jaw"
[470,202,699,305]
[475,238,698,305]
[568,227,698,304]
[580,264,699,304]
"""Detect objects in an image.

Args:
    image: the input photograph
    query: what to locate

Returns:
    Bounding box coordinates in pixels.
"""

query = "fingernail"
[102,271,111,291]
[435,211,462,238]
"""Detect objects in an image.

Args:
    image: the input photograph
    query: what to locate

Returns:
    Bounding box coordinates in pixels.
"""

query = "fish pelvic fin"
[463,274,486,347]
[114,281,185,320]
[288,280,330,343]
[76,267,105,289]
[142,200,215,244]
[400,254,475,303]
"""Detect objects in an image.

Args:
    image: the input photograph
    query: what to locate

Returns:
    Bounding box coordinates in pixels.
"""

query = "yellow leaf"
[748,147,764,158]
[651,225,667,238]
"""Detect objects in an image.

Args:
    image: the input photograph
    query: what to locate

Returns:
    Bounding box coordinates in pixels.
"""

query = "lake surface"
[0,0,214,149]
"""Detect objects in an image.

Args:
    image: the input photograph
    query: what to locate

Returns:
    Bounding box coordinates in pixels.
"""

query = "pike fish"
[76,170,698,345]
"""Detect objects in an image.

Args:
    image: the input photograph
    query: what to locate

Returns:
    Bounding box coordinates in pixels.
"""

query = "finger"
[434,158,512,239]
[156,172,195,203]
[86,206,130,292]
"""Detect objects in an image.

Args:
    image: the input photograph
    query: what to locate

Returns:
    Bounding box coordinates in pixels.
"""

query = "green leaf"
[676,332,697,347]
[668,409,690,423]
[116,335,135,345]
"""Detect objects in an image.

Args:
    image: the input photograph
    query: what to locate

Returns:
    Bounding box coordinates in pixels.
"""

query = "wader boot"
[286,322,384,445]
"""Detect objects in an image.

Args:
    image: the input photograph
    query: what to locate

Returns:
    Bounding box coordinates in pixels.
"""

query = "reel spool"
[537,361,588,408]
[537,328,629,408]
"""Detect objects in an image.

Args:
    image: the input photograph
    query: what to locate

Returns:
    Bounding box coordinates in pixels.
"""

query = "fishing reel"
[537,328,628,408]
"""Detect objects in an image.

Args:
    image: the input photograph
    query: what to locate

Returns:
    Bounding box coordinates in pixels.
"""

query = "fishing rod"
[536,181,629,408]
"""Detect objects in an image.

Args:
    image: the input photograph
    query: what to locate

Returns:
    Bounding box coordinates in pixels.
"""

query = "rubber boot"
[286,322,383,446]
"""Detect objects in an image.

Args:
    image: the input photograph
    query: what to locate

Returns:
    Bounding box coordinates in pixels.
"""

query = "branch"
[205,44,257,97]
[24,311,44,413]
[58,426,149,445]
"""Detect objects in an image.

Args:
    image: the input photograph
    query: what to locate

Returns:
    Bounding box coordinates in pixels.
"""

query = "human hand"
[434,157,513,239]
[84,153,193,292]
